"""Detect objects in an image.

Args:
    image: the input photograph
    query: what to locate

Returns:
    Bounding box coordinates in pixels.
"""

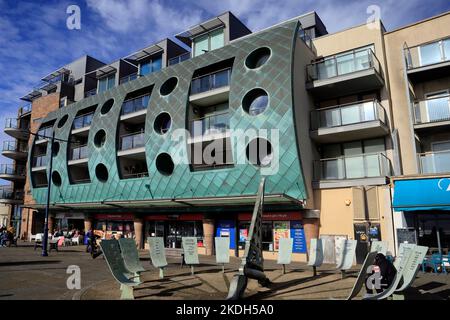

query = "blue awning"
[393,178,450,211]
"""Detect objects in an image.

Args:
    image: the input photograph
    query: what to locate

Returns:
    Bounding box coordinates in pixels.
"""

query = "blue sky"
[0,0,449,185]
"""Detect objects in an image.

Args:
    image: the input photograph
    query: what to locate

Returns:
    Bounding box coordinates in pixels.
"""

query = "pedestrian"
[365,253,397,294]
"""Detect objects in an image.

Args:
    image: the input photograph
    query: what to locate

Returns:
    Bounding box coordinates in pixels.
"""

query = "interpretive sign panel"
[277,238,293,265]
[148,237,168,268]
[182,237,199,265]
[336,239,357,270]
[215,237,230,264]
[397,245,428,291]
[307,238,324,267]
[370,240,388,255]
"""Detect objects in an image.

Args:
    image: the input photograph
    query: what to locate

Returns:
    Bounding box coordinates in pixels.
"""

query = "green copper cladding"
[30,21,308,206]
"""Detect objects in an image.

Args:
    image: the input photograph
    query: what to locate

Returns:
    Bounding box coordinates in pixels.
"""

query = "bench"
[100,239,141,300]
[118,238,145,282]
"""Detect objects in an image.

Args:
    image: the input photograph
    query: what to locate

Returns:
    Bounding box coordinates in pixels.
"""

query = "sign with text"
[277,238,293,265]
[148,237,168,268]
[215,220,236,249]
[370,240,388,255]
[215,237,230,264]
[307,238,324,267]
[273,221,290,251]
[182,237,199,265]
[397,245,428,291]
[290,221,307,253]
[394,243,416,269]
[336,239,357,270]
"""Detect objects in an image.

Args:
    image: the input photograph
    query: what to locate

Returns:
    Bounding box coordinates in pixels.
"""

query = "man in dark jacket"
[365,253,397,294]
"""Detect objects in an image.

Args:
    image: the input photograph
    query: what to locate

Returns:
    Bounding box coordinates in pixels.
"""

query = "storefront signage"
[216,220,236,249]
[215,237,230,264]
[238,212,302,221]
[273,221,290,251]
[307,238,323,267]
[370,240,388,255]
[148,237,168,268]
[145,214,204,221]
[336,239,357,270]
[182,237,199,265]
[277,238,293,265]
[290,221,307,253]
[94,214,134,221]
[55,212,85,219]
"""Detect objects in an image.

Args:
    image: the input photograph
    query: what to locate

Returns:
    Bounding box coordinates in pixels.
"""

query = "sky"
[0,0,449,185]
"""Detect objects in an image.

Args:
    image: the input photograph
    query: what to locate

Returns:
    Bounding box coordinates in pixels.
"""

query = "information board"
[290,221,307,253]
[182,237,199,265]
[215,237,230,264]
[307,238,324,267]
[148,237,168,268]
[336,239,357,270]
[215,220,236,249]
[370,240,388,255]
[277,238,293,265]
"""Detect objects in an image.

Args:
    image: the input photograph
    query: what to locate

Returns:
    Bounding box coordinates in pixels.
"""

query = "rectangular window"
[140,55,163,75]
[210,29,224,51]
[98,74,115,93]
[194,34,209,57]
[193,29,225,57]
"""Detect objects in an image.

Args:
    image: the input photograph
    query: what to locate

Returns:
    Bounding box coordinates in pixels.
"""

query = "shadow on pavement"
[0,260,61,267]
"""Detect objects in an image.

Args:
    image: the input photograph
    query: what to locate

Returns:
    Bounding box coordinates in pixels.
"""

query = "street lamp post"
[41,131,55,257]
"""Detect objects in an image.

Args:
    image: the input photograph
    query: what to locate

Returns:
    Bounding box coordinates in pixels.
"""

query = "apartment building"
[1,9,449,262]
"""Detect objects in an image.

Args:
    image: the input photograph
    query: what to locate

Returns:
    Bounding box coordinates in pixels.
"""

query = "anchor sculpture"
[226,177,270,300]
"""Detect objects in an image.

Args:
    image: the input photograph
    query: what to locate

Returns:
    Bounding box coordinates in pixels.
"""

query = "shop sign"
[290,221,307,253]
[216,220,236,249]
[148,237,168,268]
[182,237,199,265]
[94,213,134,221]
[145,213,204,221]
[273,221,290,251]
[238,212,301,221]
[215,237,230,264]
[55,212,85,219]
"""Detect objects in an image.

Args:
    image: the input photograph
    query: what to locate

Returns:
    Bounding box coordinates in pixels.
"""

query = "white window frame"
[424,89,450,123]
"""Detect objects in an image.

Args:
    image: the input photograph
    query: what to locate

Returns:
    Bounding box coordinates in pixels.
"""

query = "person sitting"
[365,253,397,295]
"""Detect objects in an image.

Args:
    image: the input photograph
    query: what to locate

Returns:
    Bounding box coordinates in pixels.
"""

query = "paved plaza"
[0,242,449,300]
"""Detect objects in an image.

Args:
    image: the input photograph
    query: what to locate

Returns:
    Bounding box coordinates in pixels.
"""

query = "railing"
[84,88,97,98]
[168,53,190,66]
[0,187,24,201]
[2,141,27,153]
[190,68,231,95]
[0,164,26,176]
[405,37,450,70]
[311,100,386,130]
[32,155,48,167]
[19,104,32,116]
[72,178,91,184]
[119,132,145,151]
[306,48,381,82]
[72,113,94,130]
[419,150,450,174]
[70,145,89,160]
[313,152,391,180]
[119,73,138,85]
[189,112,229,138]
[37,126,53,140]
[413,95,450,125]
[122,172,149,179]
[121,94,150,116]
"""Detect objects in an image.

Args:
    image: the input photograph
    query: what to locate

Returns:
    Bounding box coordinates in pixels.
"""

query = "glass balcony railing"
[32,155,48,167]
[311,100,386,130]
[37,126,53,140]
[119,132,145,151]
[70,145,89,160]
[419,150,450,174]
[72,113,94,130]
[298,26,314,50]
[0,164,26,176]
[306,48,381,82]
[0,187,24,201]
[119,73,138,85]
[19,104,32,116]
[121,94,150,116]
[190,68,231,95]
[190,112,229,138]
[413,95,450,125]
[314,152,391,180]
[2,141,27,153]
[405,37,450,70]
[168,53,190,66]
[84,88,97,98]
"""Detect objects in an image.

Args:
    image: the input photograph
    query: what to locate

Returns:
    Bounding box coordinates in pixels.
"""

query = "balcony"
[72,113,94,136]
[310,100,389,143]
[119,73,138,85]
[120,95,150,122]
[306,48,384,97]
[36,126,53,144]
[168,52,190,66]
[190,68,231,106]
[413,95,450,130]
[18,104,32,117]
[32,155,48,171]
[84,88,97,98]
[4,118,29,140]
[2,141,28,160]
[0,164,26,181]
[188,112,229,144]
[68,145,89,166]
[419,150,450,175]
[405,37,450,83]
[313,153,391,188]
[0,187,24,205]
[118,132,145,157]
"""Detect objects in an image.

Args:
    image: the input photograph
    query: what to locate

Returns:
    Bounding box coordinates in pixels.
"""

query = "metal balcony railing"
[306,48,382,82]
[0,164,26,176]
[168,52,190,66]
[72,113,94,130]
[413,95,450,125]
[2,141,28,153]
[189,112,229,138]
[19,104,32,116]
[121,94,150,116]
[404,37,450,70]
[119,132,145,151]
[418,150,450,174]
[119,73,138,85]
[313,152,391,180]
[190,68,231,95]
[311,99,386,130]
[70,145,89,160]
[32,155,48,167]
[0,187,24,201]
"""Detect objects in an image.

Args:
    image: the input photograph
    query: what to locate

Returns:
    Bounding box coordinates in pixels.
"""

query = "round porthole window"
[156,153,174,176]
[52,171,62,186]
[101,99,114,115]
[52,141,60,156]
[160,77,178,96]
[153,112,172,135]
[57,115,69,128]
[242,88,269,116]
[94,130,106,148]
[246,138,273,167]
[245,47,271,69]
[95,163,109,182]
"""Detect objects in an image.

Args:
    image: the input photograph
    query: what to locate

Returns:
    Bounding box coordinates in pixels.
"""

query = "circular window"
[101,99,114,115]
[246,47,271,69]
[242,88,269,116]
[154,112,172,135]
[57,115,69,128]
[160,77,178,96]
[95,163,108,182]
[246,138,273,167]
[52,141,60,156]
[94,130,106,148]
[156,153,174,176]
[52,171,62,186]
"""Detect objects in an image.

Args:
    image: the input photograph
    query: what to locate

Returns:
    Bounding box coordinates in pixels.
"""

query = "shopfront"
[55,212,85,232]
[93,213,135,239]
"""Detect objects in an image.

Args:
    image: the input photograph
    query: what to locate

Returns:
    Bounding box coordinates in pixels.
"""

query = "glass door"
[425,91,450,122]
